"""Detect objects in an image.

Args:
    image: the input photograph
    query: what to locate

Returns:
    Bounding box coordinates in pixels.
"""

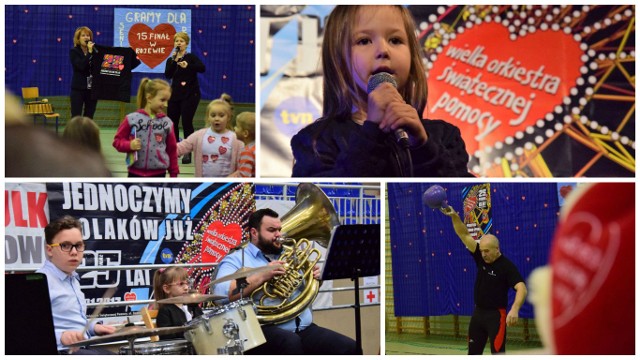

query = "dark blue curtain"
[5,5,255,102]
[389,183,559,319]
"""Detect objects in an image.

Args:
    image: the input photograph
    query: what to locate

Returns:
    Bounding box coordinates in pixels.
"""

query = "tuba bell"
[252,183,340,324]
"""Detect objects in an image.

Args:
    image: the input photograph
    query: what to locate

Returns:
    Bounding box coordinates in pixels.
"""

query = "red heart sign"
[221,137,229,144]
[202,155,209,162]
[208,136,215,144]
[211,155,219,162]
[219,146,228,155]
[426,22,583,154]
[201,221,242,263]
[124,292,137,301]
[128,23,176,69]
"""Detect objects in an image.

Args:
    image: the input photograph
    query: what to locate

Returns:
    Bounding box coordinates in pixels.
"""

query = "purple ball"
[423,185,448,209]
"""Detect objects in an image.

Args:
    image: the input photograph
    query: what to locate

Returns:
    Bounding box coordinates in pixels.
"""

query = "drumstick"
[80,286,117,337]
[68,286,116,354]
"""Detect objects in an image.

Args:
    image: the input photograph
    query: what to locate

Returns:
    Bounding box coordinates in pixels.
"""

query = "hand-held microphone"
[367,72,410,148]
[85,40,98,54]
[174,46,180,60]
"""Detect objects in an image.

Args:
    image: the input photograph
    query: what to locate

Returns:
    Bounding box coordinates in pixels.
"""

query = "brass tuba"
[252,183,340,324]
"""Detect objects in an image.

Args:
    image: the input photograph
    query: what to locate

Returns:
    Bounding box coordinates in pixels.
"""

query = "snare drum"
[118,339,194,355]
[185,299,266,354]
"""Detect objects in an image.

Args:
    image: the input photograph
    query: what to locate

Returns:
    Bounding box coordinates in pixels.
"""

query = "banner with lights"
[114,8,192,73]
[5,182,254,318]
[259,5,635,177]
[462,183,492,240]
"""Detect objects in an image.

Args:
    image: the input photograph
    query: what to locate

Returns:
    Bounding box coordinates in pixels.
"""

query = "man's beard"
[257,233,281,255]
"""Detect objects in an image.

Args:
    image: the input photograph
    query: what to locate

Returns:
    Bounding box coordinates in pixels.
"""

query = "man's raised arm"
[441,206,477,252]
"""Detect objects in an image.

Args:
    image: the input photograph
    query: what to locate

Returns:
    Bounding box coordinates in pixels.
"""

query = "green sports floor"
[385,332,543,355]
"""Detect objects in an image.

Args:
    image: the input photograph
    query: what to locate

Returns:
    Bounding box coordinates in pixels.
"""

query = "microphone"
[367,72,410,148]
[86,40,98,54]
[174,46,180,60]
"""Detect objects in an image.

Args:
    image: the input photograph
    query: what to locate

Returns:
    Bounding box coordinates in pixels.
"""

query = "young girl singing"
[177,94,244,177]
[153,267,203,339]
[291,5,471,177]
[113,78,179,177]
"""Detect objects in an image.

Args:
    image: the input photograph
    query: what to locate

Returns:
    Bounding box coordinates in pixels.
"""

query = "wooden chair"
[21,87,61,133]
[141,307,160,342]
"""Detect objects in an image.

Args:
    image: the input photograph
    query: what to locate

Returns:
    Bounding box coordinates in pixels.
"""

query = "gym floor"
[385,332,543,355]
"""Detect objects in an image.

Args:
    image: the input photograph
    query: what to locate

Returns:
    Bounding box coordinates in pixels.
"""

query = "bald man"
[441,206,527,354]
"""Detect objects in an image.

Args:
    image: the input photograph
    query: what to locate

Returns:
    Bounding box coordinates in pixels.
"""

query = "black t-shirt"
[90,45,141,102]
[471,243,524,309]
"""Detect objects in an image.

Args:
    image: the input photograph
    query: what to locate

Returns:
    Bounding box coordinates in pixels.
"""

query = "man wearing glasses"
[37,215,116,354]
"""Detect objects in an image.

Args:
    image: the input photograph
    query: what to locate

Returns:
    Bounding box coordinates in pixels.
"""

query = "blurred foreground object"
[529,183,634,355]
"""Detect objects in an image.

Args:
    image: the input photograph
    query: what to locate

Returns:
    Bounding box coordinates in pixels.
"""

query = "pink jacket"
[177,128,244,177]
[112,110,179,177]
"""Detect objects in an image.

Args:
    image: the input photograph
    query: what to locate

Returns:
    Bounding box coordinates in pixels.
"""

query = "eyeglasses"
[167,281,189,287]
[50,242,85,252]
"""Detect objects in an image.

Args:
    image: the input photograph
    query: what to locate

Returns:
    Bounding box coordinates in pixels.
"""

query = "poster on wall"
[7,182,255,318]
[114,8,192,73]
[462,183,492,240]
[260,5,635,178]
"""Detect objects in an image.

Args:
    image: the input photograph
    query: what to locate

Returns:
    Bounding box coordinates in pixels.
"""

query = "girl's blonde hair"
[205,93,234,130]
[63,116,102,154]
[152,266,189,308]
[174,32,190,45]
[136,78,171,110]
[235,112,256,141]
[321,5,427,121]
[73,26,93,47]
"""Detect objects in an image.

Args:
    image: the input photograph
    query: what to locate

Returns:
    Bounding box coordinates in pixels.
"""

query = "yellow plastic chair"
[21,87,61,133]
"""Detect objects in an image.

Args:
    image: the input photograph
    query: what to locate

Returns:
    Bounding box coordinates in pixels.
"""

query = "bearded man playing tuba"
[213,208,358,355]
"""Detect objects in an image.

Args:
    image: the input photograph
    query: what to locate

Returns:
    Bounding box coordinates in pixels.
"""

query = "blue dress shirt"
[212,242,312,332]
[37,259,96,350]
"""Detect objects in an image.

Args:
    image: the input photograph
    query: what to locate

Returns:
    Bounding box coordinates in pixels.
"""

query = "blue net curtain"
[5,5,255,102]
[388,183,559,318]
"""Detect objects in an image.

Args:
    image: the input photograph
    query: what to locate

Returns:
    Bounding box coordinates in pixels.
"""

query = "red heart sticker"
[201,220,242,263]
[118,64,125,71]
[207,136,215,143]
[211,154,219,161]
[559,185,574,199]
[128,23,176,69]
[426,22,583,154]
[155,134,163,143]
[181,81,187,86]
[221,137,229,144]
[202,155,209,162]
[219,146,228,155]
[124,292,137,301]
